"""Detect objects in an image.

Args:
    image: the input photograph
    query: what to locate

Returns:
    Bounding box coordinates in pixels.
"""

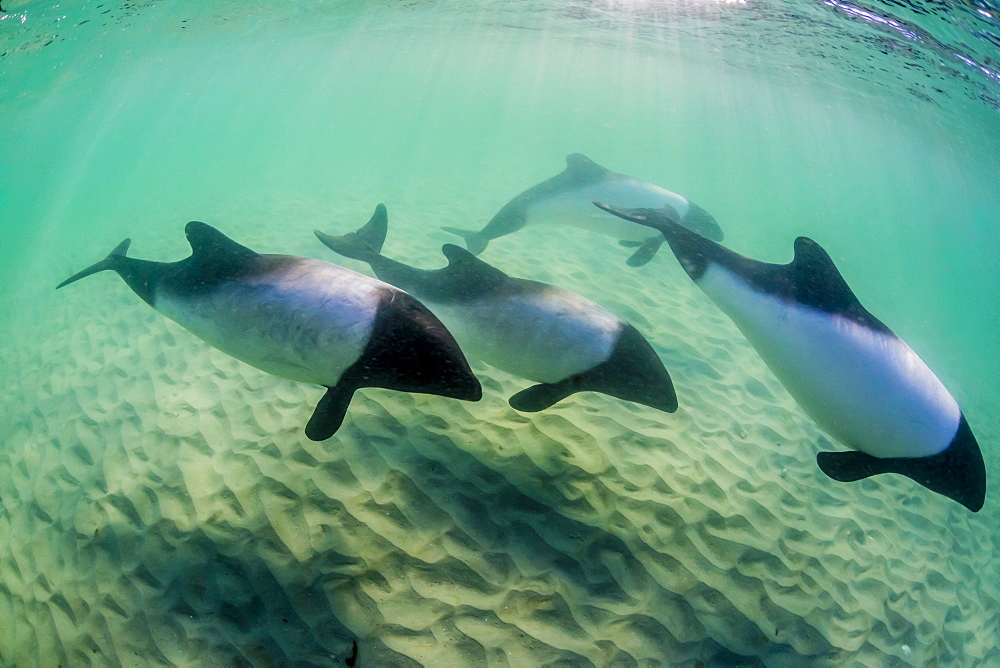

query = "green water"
[1,0,998,665]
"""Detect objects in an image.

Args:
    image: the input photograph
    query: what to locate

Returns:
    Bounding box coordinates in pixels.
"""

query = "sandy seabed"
[1,194,997,667]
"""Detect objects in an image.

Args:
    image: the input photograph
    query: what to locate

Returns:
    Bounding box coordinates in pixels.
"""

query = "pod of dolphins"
[58,154,986,512]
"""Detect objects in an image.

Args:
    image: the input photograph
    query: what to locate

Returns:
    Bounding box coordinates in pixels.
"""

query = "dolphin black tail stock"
[56,239,132,289]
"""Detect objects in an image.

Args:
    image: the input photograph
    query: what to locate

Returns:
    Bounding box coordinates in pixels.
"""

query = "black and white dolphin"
[595,202,986,512]
[316,204,677,414]
[442,153,723,266]
[57,222,482,440]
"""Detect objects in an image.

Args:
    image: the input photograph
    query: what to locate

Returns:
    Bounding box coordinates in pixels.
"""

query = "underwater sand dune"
[0,201,997,666]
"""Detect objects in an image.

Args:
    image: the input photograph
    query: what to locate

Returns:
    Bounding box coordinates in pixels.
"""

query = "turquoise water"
[1,0,998,665]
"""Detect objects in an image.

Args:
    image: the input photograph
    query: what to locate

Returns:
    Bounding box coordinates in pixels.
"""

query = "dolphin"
[57,222,482,440]
[316,204,678,413]
[442,153,723,266]
[595,202,986,512]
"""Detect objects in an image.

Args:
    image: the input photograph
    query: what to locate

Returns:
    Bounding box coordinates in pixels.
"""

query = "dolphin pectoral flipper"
[305,384,358,441]
[509,381,576,412]
[626,236,665,267]
[817,414,985,512]
[816,450,897,482]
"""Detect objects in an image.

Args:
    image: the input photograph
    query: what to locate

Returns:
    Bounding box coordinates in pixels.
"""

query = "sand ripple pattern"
[1,201,998,666]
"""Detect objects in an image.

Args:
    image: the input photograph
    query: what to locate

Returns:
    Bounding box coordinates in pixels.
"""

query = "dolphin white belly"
[698,264,961,459]
[156,258,380,387]
[429,288,622,384]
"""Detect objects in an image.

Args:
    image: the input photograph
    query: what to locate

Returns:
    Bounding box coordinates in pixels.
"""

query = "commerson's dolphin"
[442,153,723,266]
[596,202,986,512]
[57,222,482,440]
[316,204,677,413]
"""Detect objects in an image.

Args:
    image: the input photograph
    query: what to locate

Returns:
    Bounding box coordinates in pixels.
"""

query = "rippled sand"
[0,197,997,666]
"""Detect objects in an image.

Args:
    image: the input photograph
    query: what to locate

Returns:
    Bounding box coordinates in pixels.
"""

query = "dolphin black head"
[595,201,724,281]
[305,289,483,440]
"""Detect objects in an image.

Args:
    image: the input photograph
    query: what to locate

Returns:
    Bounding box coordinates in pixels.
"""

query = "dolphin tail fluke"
[440,227,488,255]
[56,239,132,289]
[315,203,388,264]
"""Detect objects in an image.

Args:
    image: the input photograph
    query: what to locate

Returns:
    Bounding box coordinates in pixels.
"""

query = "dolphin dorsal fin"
[562,153,609,184]
[184,221,258,270]
[787,237,890,332]
[789,237,859,312]
[441,244,507,277]
[440,244,509,290]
